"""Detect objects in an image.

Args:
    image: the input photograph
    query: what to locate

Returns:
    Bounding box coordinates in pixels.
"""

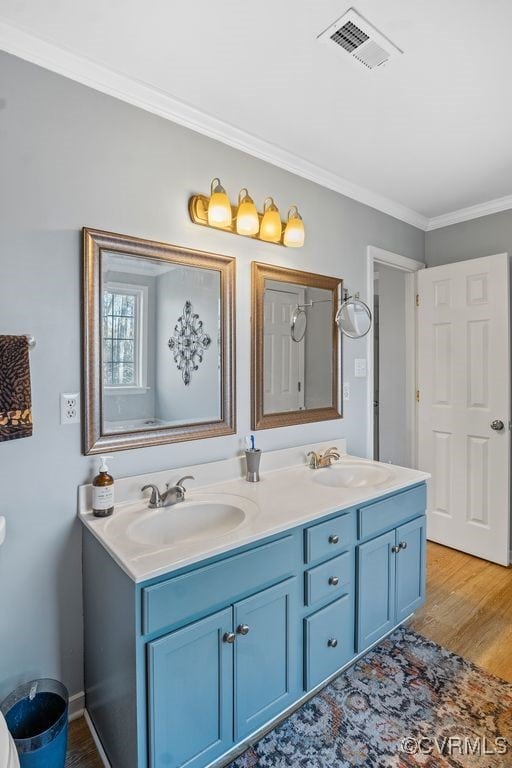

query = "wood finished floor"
[66,717,102,767]
[66,541,512,766]
[410,541,512,682]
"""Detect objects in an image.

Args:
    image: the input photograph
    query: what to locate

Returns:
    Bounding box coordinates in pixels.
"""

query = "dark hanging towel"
[0,335,33,442]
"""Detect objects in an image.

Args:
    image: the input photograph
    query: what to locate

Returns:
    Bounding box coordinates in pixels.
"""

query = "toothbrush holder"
[245,449,261,483]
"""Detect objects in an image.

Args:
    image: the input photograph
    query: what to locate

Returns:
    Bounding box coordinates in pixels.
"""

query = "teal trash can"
[1,679,68,768]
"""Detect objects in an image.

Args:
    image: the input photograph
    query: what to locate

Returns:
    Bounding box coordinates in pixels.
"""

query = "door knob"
[236,624,250,636]
[490,419,505,431]
[328,535,339,544]
[223,632,235,644]
[327,638,338,648]
[391,544,400,554]
[328,576,339,586]
[399,541,408,550]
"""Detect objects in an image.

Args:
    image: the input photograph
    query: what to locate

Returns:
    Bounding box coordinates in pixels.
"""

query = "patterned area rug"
[229,627,512,767]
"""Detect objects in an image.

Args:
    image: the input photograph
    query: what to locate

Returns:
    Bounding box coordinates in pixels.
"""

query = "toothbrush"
[245,435,252,451]
[250,434,255,451]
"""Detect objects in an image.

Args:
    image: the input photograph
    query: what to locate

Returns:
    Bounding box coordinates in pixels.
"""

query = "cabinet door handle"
[328,576,339,586]
[236,624,250,636]
[391,544,400,554]
[223,632,236,644]
[327,638,338,648]
[328,535,339,544]
[399,541,408,550]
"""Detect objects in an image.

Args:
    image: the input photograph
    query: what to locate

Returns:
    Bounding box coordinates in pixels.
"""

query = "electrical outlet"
[60,392,80,424]
[343,382,350,401]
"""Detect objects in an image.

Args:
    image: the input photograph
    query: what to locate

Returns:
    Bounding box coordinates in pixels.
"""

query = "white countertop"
[79,443,430,583]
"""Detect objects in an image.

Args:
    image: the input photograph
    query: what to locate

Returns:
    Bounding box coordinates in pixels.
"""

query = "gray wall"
[304,287,333,410]
[426,210,512,266]
[377,265,408,466]
[0,50,424,702]
[156,266,220,422]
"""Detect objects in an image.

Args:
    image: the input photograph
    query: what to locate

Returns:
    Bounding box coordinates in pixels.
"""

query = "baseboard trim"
[68,691,85,722]
[84,709,112,768]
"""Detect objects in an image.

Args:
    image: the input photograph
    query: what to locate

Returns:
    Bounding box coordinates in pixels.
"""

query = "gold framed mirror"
[251,262,342,430]
[83,228,236,454]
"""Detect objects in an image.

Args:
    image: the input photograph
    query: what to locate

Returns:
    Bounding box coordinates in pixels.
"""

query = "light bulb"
[283,206,305,248]
[207,178,232,228]
[260,197,282,243]
[236,189,259,236]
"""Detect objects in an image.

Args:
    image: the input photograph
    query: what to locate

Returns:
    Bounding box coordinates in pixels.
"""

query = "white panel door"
[417,253,510,565]
[263,287,305,414]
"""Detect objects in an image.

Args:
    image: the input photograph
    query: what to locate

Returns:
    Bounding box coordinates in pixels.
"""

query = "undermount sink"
[312,462,394,489]
[127,500,247,547]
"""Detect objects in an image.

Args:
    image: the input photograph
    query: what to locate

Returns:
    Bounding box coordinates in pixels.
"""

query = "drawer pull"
[327,638,338,648]
[223,632,236,644]
[328,535,339,545]
[328,576,339,586]
[236,624,250,636]
[399,541,408,550]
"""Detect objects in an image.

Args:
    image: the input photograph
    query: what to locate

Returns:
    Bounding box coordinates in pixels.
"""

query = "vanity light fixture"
[188,179,305,248]
[207,178,232,228]
[283,206,305,248]
[259,197,282,243]
[236,189,259,236]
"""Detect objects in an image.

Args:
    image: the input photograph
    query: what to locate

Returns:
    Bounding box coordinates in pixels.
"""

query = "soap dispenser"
[92,455,115,517]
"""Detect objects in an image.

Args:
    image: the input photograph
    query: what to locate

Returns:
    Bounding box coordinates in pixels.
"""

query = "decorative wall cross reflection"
[168,301,212,385]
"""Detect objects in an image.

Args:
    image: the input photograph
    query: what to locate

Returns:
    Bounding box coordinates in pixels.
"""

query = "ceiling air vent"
[318,8,402,70]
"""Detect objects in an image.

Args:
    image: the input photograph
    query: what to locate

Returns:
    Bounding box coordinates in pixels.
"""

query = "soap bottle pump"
[92,455,115,517]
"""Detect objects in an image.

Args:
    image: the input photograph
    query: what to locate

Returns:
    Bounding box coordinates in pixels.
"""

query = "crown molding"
[0,20,429,231]
[4,20,511,234]
[426,194,512,231]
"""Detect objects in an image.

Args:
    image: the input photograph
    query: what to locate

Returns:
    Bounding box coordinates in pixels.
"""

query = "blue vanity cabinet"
[302,511,356,692]
[83,481,427,768]
[356,530,397,650]
[356,509,426,652]
[147,577,298,768]
[148,608,234,768]
[234,578,297,740]
[304,592,354,690]
[395,516,426,622]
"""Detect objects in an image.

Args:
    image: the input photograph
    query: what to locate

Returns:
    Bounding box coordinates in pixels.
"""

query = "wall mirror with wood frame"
[83,228,236,454]
[251,262,342,430]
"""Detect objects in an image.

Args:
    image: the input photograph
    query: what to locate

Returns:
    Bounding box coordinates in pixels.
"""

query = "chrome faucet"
[306,447,340,469]
[141,476,194,508]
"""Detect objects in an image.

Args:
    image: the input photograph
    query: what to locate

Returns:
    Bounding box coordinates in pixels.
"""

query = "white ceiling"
[1,0,512,229]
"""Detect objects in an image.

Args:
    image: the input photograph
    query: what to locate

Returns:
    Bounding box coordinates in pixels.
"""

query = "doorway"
[366,246,425,466]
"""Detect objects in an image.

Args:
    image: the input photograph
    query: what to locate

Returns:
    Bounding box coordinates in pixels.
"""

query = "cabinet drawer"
[305,551,353,608]
[142,536,295,636]
[304,511,355,564]
[358,485,426,541]
[304,594,354,690]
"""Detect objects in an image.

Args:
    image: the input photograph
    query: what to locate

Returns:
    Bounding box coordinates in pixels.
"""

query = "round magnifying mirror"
[290,306,307,342]
[336,298,372,338]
